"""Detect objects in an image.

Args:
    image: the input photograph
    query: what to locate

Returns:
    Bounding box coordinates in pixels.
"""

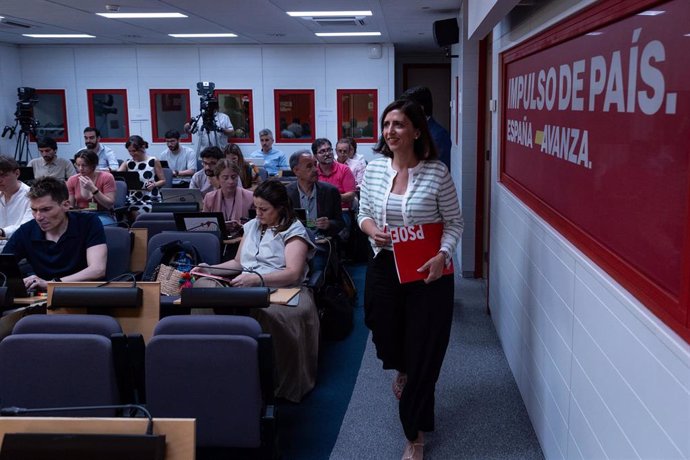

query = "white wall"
[9,44,394,162]
[488,2,690,459]
[0,44,22,157]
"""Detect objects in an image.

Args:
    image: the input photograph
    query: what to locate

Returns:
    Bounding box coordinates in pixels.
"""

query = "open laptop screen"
[0,254,30,298]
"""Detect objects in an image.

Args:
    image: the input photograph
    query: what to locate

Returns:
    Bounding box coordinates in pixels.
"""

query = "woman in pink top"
[67,150,116,211]
[202,159,254,231]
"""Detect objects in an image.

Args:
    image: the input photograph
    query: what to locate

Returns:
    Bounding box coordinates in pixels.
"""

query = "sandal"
[392,372,407,400]
[402,441,424,460]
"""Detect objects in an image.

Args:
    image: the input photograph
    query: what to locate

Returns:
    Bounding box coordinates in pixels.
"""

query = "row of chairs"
[0,314,277,459]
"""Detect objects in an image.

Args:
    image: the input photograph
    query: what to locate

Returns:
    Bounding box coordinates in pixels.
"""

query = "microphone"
[186,221,219,232]
[1,404,155,435]
[168,261,265,287]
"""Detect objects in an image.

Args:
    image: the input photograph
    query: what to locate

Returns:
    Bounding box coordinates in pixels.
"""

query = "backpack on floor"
[316,283,354,341]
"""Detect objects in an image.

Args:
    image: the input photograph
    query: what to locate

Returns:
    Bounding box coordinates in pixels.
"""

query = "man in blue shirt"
[248,128,289,176]
[3,176,107,291]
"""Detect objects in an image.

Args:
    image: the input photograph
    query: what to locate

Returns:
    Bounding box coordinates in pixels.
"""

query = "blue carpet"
[277,263,369,460]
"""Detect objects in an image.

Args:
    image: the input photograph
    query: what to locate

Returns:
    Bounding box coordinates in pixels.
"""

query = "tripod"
[14,128,33,164]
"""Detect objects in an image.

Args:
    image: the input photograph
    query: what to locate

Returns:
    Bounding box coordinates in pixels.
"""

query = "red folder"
[390,222,454,284]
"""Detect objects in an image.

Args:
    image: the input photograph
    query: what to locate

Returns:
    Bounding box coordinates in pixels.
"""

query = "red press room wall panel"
[500,0,690,341]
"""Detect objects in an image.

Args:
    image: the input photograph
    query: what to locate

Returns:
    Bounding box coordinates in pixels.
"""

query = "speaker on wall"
[433,18,459,47]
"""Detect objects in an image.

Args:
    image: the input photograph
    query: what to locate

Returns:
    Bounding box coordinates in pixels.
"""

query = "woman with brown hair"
[223,143,257,189]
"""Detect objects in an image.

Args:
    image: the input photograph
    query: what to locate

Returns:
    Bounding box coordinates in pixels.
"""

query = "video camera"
[2,87,39,139]
[195,81,219,133]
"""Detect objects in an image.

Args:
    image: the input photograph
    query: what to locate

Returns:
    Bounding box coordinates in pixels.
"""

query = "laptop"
[159,188,204,207]
[111,171,142,190]
[0,433,166,460]
[159,160,169,169]
[18,167,34,183]
[0,254,31,298]
[174,212,242,239]
[249,157,265,167]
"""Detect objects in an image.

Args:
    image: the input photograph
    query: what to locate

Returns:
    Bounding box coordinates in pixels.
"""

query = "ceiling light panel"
[169,33,237,38]
[96,13,188,19]
[287,11,372,17]
[315,32,381,37]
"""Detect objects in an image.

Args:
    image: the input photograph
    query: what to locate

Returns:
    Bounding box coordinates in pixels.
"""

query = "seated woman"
[66,150,117,226]
[197,179,319,402]
[202,159,254,226]
[118,135,166,216]
[223,143,257,189]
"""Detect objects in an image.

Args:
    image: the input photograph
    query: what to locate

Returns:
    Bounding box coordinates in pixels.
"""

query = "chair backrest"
[12,314,122,337]
[131,220,178,241]
[113,180,127,208]
[104,226,132,279]
[0,334,120,415]
[146,316,266,448]
[135,212,174,221]
[147,231,221,265]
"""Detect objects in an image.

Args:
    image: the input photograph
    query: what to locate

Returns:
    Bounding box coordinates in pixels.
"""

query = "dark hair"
[83,127,100,137]
[373,99,437,161]
[399,86,433,117]
[289,149,312,170]
[28,176,69,203]
[199,146,224,160]
[74,150,99,169]
[213,158,241,178]
[164,129,180,139]
[223,143,244,163]
[253,179,295,233]
[125,135,149,151]
[0,155,19,174]
[310,138,332,156]
[36,136,58,151]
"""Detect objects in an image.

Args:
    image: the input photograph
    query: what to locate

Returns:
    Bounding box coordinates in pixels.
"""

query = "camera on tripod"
[195,81,220,133]
[14,87,39,134]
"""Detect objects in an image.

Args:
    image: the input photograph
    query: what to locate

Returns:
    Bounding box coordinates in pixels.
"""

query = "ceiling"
[0,0,462,53]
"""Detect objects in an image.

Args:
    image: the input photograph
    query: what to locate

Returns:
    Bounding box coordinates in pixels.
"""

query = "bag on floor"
[316,283,353,341]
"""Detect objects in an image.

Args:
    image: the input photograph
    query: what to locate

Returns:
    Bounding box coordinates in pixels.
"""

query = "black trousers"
[364,250,454,441]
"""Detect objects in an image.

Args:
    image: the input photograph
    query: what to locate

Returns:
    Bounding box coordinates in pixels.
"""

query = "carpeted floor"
[329,277,544,460]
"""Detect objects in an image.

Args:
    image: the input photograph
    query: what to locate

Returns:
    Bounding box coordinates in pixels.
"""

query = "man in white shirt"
[0,155,33,246]
[83,127,118,170]
[159,129,197,178]
[184,100,234,153]
[29,136,76,181]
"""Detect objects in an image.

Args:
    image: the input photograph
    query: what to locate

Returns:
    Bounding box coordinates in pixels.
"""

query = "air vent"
[309,17,366,27]
[0,20,31,29]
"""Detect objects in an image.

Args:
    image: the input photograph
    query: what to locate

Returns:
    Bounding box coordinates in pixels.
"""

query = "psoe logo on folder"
[389,225,425,244]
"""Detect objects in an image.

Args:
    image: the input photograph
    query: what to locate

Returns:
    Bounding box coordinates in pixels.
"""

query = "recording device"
[2,87,39,140]
[187,81,220,136]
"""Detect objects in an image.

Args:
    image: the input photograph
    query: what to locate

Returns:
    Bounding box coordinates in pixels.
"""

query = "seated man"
[285,150,344,239]
[159,129,196,179]
[0,155,33,247]
[2,176,107,291]
[247,129,289,176]
[285,150,344,282]
[189,146,224,197]
[29,136,76,181]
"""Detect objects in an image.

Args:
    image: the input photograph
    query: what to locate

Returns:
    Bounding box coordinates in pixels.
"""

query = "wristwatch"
[439,249,452,266]
[92,189,100,195]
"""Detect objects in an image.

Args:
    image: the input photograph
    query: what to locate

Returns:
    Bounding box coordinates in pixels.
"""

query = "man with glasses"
[189,146,224,197]
[313,138,356,241]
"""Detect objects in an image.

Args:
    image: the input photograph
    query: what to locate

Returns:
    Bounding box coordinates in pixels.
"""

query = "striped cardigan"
[357,157,463,257]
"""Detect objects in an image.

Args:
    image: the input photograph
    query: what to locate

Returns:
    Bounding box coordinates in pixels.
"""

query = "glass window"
[274,89,315,143]
[337,89,378,142]
[87,89,129,142]
[149,89,191,143]
[32,89,68,142]
[216,90,254,143]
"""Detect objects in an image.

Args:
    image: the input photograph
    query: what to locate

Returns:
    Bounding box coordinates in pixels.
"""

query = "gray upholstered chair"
[145,315,276,458]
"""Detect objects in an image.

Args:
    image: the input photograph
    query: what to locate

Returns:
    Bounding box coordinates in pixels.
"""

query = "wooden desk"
[46,281,161,342]
[0,417,195,460]
[13,295,46,305]
[130,227,148,272]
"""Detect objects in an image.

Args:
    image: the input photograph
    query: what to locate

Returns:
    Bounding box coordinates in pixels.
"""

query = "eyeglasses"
[317,148,333,155]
